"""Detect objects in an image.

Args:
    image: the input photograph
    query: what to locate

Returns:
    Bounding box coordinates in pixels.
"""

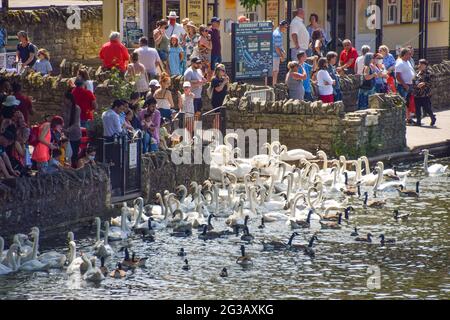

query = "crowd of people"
[278,8,436,126]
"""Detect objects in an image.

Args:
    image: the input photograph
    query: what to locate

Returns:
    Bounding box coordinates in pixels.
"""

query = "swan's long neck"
[356,158,362,181]
[320,153,328,170]
[267,175,275,201]
[134,203,143,228]
[423,152,429,172]
[286,174,293,201]
[332,168,338,187]
[31,232,39,260]
[180,186,187,203]
[7,246,19,271]
[121,212,127,232]
[244,175,251,199]
[306,187,314,209]
[0,237,4,258]
[104,223,109,245]
[68,242,76,264]
[373,167,383,190]
[249,188,256,214]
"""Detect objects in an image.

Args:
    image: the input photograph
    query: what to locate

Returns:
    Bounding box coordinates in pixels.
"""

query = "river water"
[1,157,449,300]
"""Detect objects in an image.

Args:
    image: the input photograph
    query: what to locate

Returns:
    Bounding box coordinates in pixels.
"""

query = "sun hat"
[2,95,20,107]
[167,11,179,19]
[149,79,160,87]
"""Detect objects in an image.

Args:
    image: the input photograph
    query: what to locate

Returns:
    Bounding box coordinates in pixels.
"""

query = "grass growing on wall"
[331,127,382,159]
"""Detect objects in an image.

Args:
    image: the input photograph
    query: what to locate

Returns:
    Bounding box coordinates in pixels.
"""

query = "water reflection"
[0,158,449,300]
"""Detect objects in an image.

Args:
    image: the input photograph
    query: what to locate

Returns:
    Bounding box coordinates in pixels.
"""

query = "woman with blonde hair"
[210,64,229,110]
[33,48,53,75]
[126,52,149,97]
[153,72,175,121]
[378,45,397,93]
[198,24,212,79]
[285,61,307,100]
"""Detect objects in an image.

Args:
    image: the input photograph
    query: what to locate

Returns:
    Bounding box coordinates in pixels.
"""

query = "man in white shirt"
[395,47,416,124]
[355,45,371,75]
[102,100,127,137]
[289,8,310,61]
[134,37,161,79]
[165,11,186,39]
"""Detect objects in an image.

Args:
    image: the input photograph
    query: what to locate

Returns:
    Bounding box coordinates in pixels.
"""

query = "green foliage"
[331,127,382,159]
[240,0,267,11]
[109,67,136,102]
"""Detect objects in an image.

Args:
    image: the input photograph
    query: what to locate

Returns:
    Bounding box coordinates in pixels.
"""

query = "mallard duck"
[182,259,190,271]
[220,267,228,277]
[258,217,265,229]
[379,234,396,245]
[110,262,127,278]
[363,192,386,208]
[240,226,254,242]
[396,181,420,197]
[236,245,252,266]
[178,248,187,257]
[320,213,342,229]
[393,209,410,221]
[121,248,147,269]
[350,227,359,237]
[198,225,222,240]
[355,233,373,242]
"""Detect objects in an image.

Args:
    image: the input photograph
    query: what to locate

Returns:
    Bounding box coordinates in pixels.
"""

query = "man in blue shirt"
[15,31,37,70]
[272,20,288,85]
[297,51,316,101]
[102,100,127,138]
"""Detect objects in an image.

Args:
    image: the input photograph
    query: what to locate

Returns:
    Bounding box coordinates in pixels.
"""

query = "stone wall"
[0,164,113,240]
[224,91,406,158]
[0,7,103,69]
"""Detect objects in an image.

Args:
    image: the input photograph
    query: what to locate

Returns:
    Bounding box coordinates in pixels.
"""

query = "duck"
[396,181,420,197]
[93,221,114,260]
[236,245,253,266]
[350,227,359,237]
[363,192,386,209]
[178,248,187,257]
[220,267,228,277]
[319,213,342,229]
[355,233,373,243]
[121,248,147,269]
[379,234,396,245]
[0,244,20,275]
[240,226,254,242]
[258,218,265,229]
[421,149,448,175]
[81,255,105,282]
[393,209,410,221]
[263,232,299,251]
[182,259,191,271]
[198,224,222,240]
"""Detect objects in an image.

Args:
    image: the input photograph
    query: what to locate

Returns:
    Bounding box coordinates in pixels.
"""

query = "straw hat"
[167,11,179,19]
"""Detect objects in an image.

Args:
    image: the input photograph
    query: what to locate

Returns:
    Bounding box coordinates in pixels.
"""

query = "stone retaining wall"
[0,7,103,69]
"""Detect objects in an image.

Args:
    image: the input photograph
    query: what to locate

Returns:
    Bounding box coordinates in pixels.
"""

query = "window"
[413,0,420,23]
[387,0,399,24]
[430,0,441,21]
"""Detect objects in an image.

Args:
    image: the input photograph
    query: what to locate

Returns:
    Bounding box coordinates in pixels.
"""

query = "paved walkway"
[407,109,450,151]
[9,0,102,8]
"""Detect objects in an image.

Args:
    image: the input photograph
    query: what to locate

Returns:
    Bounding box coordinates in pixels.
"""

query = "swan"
[109,211,131,241]
[0,236,6,263]
[131,197,150,224]
[81,255,105,282]
[176,184,196,211]
[93,221,114,259]
[12,234,33,261]
[66,241,85,275]
[377,161,410,179]
[18,230,50,272]
[0,244,20,275]
[29,227,66,269]
[373,165,406,192]
[251,143,272,168]
[279,144,315,161]
[421,149,448,175]
[287,193,314,229]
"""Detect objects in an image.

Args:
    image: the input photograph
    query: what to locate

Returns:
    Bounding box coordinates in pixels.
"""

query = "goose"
[240,226,254,242]
[279,144,314,161]
[303,234,319,258]
[363,192,386,209]
[0,244,20,275]
[350,227,359,237]
[340,172,361,196]
[220,267,228,277]
[109,211,131,241]
[18,230,50,272]
[355,233,373,243]
[171,209,193,233]
[134,217,156,236]
[262,232,299,251]
[81,255,105,282]
[121,248,147,269]
[236,245,253,266]
[182,259,191,271]
[421,149,448,175]
[198,225,222,240]
[320,206,353,221]
[319,213,342,229]
[199,214,216,231]
[396,181,420,197]
[288,205,314,229]
[393,209,410,221]
[110,262,127,278]
[93,221,114,259]
[178,248,187,257]
[379,234,396,245]
[170,229,193,237]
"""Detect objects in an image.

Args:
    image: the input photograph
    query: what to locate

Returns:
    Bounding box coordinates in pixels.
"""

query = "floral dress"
[185,34,200,64]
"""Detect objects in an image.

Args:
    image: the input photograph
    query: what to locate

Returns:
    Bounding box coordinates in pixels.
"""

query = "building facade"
[102,0,449,64]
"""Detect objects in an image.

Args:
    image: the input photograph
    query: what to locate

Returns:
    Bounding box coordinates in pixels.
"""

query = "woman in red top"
[32,116,63,171]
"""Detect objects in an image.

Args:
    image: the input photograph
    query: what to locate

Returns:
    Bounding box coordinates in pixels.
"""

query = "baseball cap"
[191,57,202,64]
[279,20,289,27]
[211,17,221,23]
[182,81,191,88]
[149,79,160,87]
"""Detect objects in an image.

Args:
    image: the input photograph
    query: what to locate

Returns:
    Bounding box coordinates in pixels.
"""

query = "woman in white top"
[316,57,335,103]
[153,72,174,121]
[126,52,149,97]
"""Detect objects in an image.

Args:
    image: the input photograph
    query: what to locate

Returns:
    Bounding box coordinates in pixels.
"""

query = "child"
[168,35,184,76]
[180,81,195,116]
[33,49,53,76]
[141,113,158,153]
[45,148,63,174]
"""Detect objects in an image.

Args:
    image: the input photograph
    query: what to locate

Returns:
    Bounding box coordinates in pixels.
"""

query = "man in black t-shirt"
[15,31,37,70]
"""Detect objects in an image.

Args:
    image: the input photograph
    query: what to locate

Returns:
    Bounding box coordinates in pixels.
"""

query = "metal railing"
[243,88,275,103]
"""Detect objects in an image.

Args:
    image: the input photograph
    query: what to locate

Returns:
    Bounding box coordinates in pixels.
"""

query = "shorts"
[273,57,280,72]
[159,108,173,121]
[194,98,203,113]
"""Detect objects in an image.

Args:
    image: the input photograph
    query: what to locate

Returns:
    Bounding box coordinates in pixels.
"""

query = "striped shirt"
[273,28,284,57]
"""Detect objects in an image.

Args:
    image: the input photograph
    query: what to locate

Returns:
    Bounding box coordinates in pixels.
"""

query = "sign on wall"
[401,0,413,23]
[187,0,204,25]
[231,22,274,81]
[266,0,279,26]
[225,0,236,9]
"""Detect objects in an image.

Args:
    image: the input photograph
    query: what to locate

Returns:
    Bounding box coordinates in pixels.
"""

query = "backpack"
[28,124,41,147]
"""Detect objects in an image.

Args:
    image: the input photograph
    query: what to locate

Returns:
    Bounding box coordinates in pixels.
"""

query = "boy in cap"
[273,20,289,85]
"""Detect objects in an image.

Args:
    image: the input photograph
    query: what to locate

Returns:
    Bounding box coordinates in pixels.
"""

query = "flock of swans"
[0,138,448,282]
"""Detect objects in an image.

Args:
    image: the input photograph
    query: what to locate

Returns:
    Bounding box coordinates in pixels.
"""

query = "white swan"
[422,149,448,175]
[18,230,50,272]
[93,221,114,259]
[81,255,105,282]
[109,211,131,241]
[0,236,6,263]
[279,144,315,162]
[0,244,20,275]
[29,227,66,269]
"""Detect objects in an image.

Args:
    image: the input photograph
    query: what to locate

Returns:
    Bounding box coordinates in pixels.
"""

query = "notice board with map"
[231,22,274,81]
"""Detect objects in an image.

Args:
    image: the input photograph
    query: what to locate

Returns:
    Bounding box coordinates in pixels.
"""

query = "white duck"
[422,149,448,175]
